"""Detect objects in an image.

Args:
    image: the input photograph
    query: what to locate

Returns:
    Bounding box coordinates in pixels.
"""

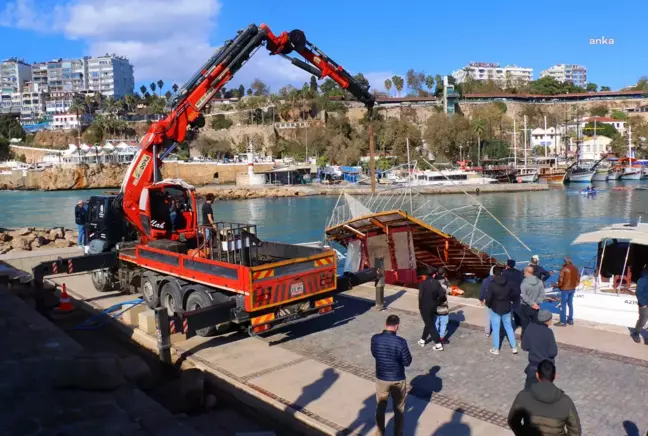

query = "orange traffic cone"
[57,283,74,313]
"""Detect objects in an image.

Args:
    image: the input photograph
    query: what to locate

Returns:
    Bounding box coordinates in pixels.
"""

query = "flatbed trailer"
[32,222,347,337]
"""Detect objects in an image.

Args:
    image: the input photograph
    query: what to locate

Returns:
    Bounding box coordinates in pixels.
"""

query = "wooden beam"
[370,218,387,232]
[343,225,365,239]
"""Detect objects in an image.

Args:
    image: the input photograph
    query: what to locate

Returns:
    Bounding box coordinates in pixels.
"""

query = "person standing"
[503,259,523,329]
[530,255,551,282]
[201,193,216,241]
[479,266,495,337]
[485,266,518,355]
[435,267,450,344]
[555,257,580,327]
[371,315,412,436]
[74,200,87,247]
[508,360,581,436]
[518,266,546,337]
[521,309,557,390]
[418,269,444,351]
[631,266,648,343]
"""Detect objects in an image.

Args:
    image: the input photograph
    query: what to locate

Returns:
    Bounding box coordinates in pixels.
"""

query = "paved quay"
[0,285,201,436]
[36,266,647,436]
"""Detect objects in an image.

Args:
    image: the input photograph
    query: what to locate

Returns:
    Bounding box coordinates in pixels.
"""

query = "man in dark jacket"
[74,200,87,247]
[531,255,552,282]
[631,266,648,343]
[485,266,518,355]
[503,259,523,328]
[508,360,581,436]
[371,315,412,436]
[479,266,495,337]
[522,309,558,390]
[418,270,445,351]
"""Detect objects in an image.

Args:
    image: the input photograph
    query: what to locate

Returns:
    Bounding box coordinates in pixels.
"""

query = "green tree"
[353,73,370,91]
[425,75,435,93]
[210,114,233,130]
[391,75,404,97]
[611,110,628,120]
[586,83,598,92]
[434,74,444,97]
[319,78,341,96]
[251,78,270,96]
[246,88,253,96]
[164,90,172,100]
[237,84,245,98]
[423,113,472,161]
[309,76,318,94]
[589,104,608,117]
[384,78,392,96]
[172,83,179,94]
[405,69,425,94]
[124,94,135,113]
[600,86,611,91]
[157,80,164,96]
[582,122,618,138]
[140,85,147,95]
[149,82,156,95]
[481,140,510,160]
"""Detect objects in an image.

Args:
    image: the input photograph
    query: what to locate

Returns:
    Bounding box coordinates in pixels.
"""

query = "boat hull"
[542,287,638,328]
[620,171,642,180]
[565,171,594,183]
[592,172,609,182]
[516,174,538,183]
[607,171,621,181]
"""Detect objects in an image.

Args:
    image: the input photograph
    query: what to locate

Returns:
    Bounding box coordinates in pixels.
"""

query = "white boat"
[553,221,647,327]
[516,167,539,183]
[620,167,642,180]
[607,169,622,181]
[592,167,610,182]
[564,167,594,183]
[411,169,497,186]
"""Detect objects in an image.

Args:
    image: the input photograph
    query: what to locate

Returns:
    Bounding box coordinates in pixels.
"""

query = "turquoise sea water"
[1,182,647,274]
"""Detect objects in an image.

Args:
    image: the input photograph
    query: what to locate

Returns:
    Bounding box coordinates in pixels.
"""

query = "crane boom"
[118,23,375,244]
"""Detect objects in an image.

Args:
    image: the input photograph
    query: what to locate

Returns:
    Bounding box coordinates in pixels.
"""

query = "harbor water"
[1,183,647,278]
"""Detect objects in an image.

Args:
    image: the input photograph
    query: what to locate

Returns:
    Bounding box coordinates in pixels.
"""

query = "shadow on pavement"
[174,330,249,369]
[288,368,340,416]
[401,365,443,433]
[432,408,472,436]
[265,295,377,346]
[446,310,466,341]
[345,394,377,435]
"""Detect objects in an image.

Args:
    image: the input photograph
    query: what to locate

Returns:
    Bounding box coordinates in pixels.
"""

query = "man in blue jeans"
[555,257,580,327]
[74,200,87,247]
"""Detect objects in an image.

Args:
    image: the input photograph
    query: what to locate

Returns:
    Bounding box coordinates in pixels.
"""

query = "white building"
[579,117,626,135]
[530,126,567,155]
[19,82,48,124]
[580,136,613,160]
[452,62,533,86]
[87,55,134,98]
[1,58,32,111]
[51,112,92,130]
[540,64,587,88]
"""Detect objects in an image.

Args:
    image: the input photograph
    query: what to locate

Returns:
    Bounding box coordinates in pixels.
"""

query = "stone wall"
[9,145,51,164]
[0,162,275,190]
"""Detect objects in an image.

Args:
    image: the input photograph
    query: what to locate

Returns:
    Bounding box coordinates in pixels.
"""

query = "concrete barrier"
[0,246,82,273]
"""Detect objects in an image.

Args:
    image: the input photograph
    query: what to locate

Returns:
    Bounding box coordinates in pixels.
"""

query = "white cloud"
[0,0,390,95]
[363,71,396,93]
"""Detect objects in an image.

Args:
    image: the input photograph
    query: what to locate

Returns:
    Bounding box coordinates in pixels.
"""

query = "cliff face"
[38,164,128,190]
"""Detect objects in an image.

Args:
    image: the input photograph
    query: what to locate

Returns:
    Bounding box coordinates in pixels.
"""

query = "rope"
[68,299,144,331]
[419,156,532,253]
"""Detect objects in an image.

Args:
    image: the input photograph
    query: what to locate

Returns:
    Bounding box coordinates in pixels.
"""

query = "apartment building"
[45,57,89,93]
[451,62,533,85]
[0,58,32,111]
[19,82,48,124]
[540,64,587,88]
[87,55,134,98]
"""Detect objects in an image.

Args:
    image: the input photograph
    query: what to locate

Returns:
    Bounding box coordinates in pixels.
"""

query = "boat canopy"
[572,223,648,246]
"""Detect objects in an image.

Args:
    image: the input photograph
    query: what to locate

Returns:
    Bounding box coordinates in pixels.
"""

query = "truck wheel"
[185,289,233,337]
[91,269,113,292]
[141,272,159,309]
[160,282,182,317]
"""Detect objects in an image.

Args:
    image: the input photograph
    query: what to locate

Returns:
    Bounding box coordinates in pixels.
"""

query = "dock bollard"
[374,257,385,311]
[154,307,172,365]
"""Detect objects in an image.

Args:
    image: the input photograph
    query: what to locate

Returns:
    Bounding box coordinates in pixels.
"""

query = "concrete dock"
[3,248,647,436]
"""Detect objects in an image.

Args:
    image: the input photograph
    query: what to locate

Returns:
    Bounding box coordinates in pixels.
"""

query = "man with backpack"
[418,267,446,351]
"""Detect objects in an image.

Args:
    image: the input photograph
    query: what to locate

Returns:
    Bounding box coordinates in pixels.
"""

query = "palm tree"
[150,83,156,95]
[157,80,164,97]
[172,83,179,94]
[85,94,94,114]
[68,99,86,147]
[103,97,118,117]
[384,79,392,96]
[472,119,487,164]
[164,90,172,100]
[140,85,147,95]
[124,94,134,113]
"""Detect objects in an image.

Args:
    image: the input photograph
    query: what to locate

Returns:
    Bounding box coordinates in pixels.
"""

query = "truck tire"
[91,269,113,292]
[160,281,182,317]
[185,288,234,337]
[141,272,160,309]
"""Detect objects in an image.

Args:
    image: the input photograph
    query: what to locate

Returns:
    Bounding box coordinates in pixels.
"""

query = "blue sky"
[0,0,643,95]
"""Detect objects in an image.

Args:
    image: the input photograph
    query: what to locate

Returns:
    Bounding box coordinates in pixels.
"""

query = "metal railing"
[196,222,260,266]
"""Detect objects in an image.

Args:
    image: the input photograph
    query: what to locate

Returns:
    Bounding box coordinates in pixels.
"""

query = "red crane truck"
[31,23,376,338]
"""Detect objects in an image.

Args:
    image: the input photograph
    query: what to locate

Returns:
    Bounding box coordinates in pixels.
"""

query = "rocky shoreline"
[0,227,78,255]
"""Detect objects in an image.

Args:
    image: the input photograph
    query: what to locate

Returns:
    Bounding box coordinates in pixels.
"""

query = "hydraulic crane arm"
[119,23,375,244]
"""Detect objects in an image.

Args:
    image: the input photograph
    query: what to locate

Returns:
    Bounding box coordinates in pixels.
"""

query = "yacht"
[548,221,646,327]
[516,167,539,183]
[563,165,595,183]
[411,169,497,186]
